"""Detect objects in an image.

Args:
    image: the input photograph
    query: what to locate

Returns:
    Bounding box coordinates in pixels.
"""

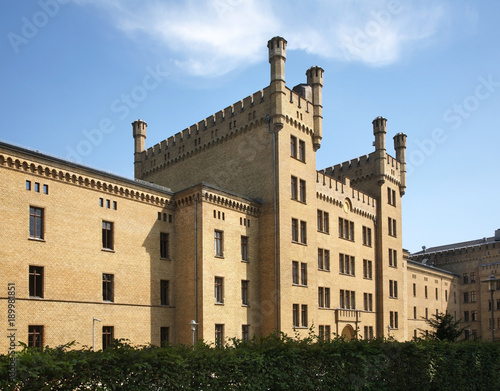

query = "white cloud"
[73,0,468,75]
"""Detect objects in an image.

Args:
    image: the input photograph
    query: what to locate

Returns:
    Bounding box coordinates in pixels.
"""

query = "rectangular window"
[389,280,398,298]
[389,249,397,267]
[339,254,355,276]
[29,266,44,298]
[291,176,298,200]
[160,233,170,259]
[388,217,397,237]
[300,221,307,244]
[43,184,49,195]
[242,325,250,342]
[413,283,417,297]
[102,221,113,250]
[387,187,396,206]
[445,290,448,301]
[363,293,373,311]
[435,288,438,300]
[241,236,249,261]
[463,292,469,303]
[102,274,114,302]
[215,277,224,304]
[292,261,299,284]
[299,179,306,202]
[290,135,297,158]
[362,226,372,246]
[471,310,477,321]
[293,304,299,327]
[463,273,468,284]
[300,262,307,286]
[292,218,298,242]
[241,280,249,306]
[28,325,44,348]
[317,210,329,233]
[364,326,374,340]
[340,290,356,309]
[298,139,306,162]
[464,311,470,322]
[318,249,330,271]
[29,207,44,239]
[102,326,114,349]
[106,199,111,209]
[425,286,428,299]
[214,230,223,257]
[34,182,40,192]
[160,327,169,346]
[390,312,399,329]
[160,280,170,306]
[301,304,308,327]
[470,272,476,283]
[318,287,330,309]
[338,218,354,241]
[413,306,417,319]
[26,180,31,190]
[363,260,372,279]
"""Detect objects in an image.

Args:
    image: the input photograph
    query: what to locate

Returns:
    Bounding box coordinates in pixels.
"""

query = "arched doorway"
[341,325,355,340]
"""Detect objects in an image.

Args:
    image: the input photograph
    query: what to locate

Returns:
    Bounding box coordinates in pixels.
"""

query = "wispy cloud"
[73,0,470,75]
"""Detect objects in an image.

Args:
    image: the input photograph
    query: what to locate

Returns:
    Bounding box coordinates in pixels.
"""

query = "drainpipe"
[194,195,198,341]
[266,115,280,332]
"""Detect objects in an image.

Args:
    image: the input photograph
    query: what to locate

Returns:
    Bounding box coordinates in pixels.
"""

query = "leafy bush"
[1,335,500,390]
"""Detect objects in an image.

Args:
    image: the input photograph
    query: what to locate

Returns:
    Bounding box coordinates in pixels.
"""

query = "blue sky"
[1,0,499,252]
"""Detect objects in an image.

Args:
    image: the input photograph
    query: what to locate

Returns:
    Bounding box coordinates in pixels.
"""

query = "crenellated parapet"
[316,171,377,220]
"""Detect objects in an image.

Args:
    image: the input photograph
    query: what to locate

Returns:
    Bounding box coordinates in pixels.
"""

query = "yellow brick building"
[0,37,460,353]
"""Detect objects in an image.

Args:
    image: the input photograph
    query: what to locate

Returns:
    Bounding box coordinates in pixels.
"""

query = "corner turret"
[268,37,287,129]
[132,119,147,179]
[393,132,407,195]
[306,66,324,151]
[372,116,387,184]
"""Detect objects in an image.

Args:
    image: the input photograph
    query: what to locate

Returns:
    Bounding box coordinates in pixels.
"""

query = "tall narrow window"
[301,304,308,327]
[298,140,306,162]
[43,184,49,195]
[300,221,307,244]
[363,260,372,279]
[318,249,324,270]
[325,287,330,308]
[362,226,372,246]
[214,230,223,257]
[160,280,170,306]
[292,261,299,284]
[215,324,224,348]
[242,325,250,342]
[317,210,323,232]
[291,176,298,200]
[102,221,113,250]
[390,312,399,329]
[241,280,249,305]
[28,325,44,348]
[29,207,44,239]
[29,266,44,298]
[324,250,330,271]
[160,327,169,346]
[26,180,31,190]
[241,236,249,261]
[160,233,170,259]
[102,274,114,302]
[299,179,306,202]
[293,304,299,327]
[389,249,397,267]
[300,262,307,286]
[290,135,297,158]
[318,287,324,308]
[215,277,224,304]
[102,326,114,349]
[291,218,298,242]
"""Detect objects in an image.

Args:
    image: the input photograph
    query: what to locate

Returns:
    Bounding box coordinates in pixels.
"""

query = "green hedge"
[1,335,500,390]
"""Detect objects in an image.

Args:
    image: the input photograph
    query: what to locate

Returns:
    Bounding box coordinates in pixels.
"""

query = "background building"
[0,37,459,353]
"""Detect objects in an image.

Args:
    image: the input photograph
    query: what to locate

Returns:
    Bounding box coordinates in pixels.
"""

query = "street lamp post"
[482,274,499,342]
[92,317,101,352]
[190,320,198,346]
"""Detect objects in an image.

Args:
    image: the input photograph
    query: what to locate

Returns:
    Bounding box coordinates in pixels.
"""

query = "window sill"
[389,296,399,300]
[389,265,398,269]
[362,244,372,248]
[215,302,224,306]
[318,269,331,272]
[101,248,115,253]
[29,296,44,299]
[215,255,224,259]
[293,326,308,329]
[292,283,308,288]
[102,300,114,303]
[363,277,373,280]
[160,257,171,261]
[241,259,249,263]
[339,273,356,277]
[317,230,330,235]
[318,307,332,310]
[28,237,45,242]
[291,241,307,246]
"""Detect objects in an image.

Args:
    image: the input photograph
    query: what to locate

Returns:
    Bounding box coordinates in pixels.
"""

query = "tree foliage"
[420,312,466,342]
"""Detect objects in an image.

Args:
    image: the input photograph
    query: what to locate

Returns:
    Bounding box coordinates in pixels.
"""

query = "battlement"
[316,171,377,220]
